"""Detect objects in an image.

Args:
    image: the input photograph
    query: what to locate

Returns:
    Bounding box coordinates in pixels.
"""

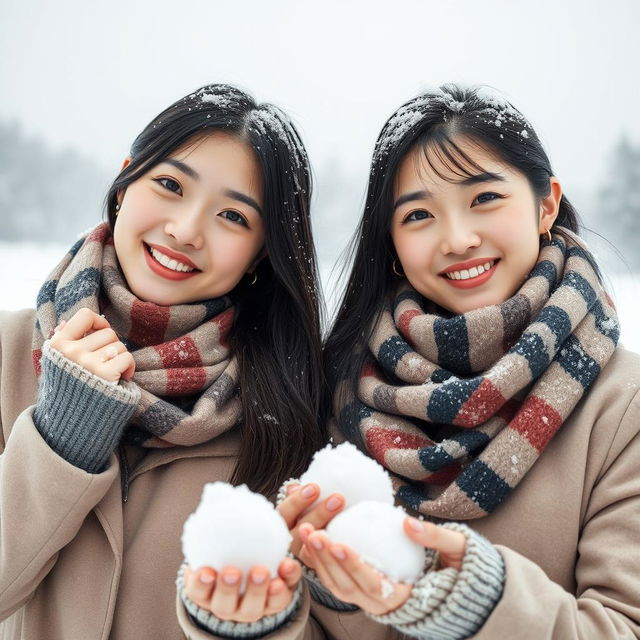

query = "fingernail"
[287,484,300,495]
[326,496,342,511]
[331,546,346,560]
[199,571,214,584]
[223,572,239,585]
[408,517,424,532]
[311,537,323,550]
[302,484,316,498]
[252,571,267,585]
[54,323,63,333]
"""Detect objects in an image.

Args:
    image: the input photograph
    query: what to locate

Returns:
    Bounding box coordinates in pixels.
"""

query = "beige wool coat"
[1,308,639,639]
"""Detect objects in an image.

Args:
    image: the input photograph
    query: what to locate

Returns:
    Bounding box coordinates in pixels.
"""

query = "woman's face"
[391,138,560,314]
[114,132,265,306]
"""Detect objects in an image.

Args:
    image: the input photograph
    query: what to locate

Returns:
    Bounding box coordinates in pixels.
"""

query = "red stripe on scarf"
[211,308,234,349]
[398,309,421,340]
[365,427,462,485]
[360,360,379,380]
[86,224,111,244]
[32,349,42,377]
[455,379,506,427]
[129,301,171,346]
[510,395,563,451]
[155,336,207,395]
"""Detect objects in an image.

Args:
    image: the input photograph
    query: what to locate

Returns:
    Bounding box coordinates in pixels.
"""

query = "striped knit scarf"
[336,230,619,519]
[32,223,241,448]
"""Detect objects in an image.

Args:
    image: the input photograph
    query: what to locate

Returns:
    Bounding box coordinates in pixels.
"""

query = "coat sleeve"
[472,389,640,639]
[0,409,119,621]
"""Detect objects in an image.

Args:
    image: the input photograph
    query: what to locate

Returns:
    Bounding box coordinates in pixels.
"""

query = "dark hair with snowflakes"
[324,83,592,401]
[105,84,327,494]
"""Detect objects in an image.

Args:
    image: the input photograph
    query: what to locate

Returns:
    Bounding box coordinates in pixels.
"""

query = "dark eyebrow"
[393,172,506,211]
[159,160,263,215]
[393,190,430,211]
[224,189,263,216]
[162,158,199,181]
[458,171,506,186]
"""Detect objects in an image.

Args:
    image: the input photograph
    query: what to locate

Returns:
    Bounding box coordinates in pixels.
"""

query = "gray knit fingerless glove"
[370,522,505,639]
[176,564,303,639]
[33,340,140,473]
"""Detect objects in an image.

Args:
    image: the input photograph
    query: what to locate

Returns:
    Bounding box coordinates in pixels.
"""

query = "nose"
[439,216,481,256]
[164,204,206,250]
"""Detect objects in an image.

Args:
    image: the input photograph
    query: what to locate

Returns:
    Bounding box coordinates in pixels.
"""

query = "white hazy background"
[1,0,639,350]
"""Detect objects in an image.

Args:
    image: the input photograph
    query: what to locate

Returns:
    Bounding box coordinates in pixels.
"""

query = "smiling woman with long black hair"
[280,84,640,639]
[0,84,328,639]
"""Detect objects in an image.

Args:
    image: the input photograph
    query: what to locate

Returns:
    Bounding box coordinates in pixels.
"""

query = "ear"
[538,177,562,234]
[116,157,133,207]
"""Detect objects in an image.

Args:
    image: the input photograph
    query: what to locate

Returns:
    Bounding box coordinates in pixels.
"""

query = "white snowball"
[299,442,394,510]
[182,482,291,591]
[326,501,425,583]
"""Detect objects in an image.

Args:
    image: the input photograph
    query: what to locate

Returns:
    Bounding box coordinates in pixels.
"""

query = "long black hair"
[105,84,327,494]
[324,83,589,417]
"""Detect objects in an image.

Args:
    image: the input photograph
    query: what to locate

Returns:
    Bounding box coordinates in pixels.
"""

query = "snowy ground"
[3,241,639,354]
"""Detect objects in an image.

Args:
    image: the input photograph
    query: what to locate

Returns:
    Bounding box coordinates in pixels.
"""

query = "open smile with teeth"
[148,245,197,273]
[444,260,497,280]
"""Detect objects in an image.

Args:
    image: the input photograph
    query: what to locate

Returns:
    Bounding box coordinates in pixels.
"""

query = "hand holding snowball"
[277,482,346,564]
[299,516,466,616]
[277,442,394,565]
[182,483,302,623]
[183,559,302,623]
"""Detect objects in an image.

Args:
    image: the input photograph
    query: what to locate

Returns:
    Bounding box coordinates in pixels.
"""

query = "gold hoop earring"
[543,228,552,243]
[248,271,258,286]
[392,259,404,277]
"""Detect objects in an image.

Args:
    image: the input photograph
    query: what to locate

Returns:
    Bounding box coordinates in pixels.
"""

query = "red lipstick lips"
[144,243,200,281]
[440,258,500,290]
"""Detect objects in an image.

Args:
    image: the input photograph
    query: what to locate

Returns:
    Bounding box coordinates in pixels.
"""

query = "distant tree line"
[594,135,640,271]
[0,119,109,243]
[0,118,639,272]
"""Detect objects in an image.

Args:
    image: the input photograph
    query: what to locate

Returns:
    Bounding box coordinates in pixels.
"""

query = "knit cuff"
[370,523,505,640]
[33,340,140,474]
[176,564,303,639]
[301,563,360,612]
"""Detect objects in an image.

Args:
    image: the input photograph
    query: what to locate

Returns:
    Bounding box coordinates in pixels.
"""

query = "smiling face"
[113,132,265,306]
[390,137,561,315]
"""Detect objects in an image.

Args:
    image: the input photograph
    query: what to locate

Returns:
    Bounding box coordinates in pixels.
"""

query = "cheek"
[207,232,263,271]
[393,229,435,271]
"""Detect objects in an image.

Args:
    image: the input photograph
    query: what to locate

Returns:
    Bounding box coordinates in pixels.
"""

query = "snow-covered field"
[3,241,639,354]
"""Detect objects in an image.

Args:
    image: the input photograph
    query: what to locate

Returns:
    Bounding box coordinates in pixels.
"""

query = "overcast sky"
[1,0,639,251]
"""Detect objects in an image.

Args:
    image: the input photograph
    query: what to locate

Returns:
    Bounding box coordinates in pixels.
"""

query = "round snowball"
[299,442,394,510]
[182,482,291,591]
[326,501,425,583]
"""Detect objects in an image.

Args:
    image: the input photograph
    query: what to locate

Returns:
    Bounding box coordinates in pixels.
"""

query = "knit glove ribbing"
[370,522,505,639]
[176,564,303,639]
[33,340,140,473]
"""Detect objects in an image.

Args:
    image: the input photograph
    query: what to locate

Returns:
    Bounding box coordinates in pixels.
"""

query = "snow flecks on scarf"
[337,229,619,520]
[32,222,241,448]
